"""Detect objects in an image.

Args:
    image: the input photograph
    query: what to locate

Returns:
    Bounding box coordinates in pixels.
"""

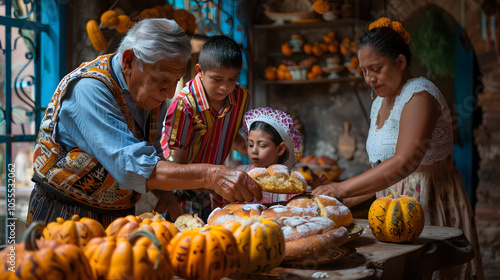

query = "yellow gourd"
[100,10,118,28]
[368,188,425,243]
[84,230,173,280]
[86,19,107,51]
[168,225,240,280]
[222,216,285,274]
[41,214,106,247]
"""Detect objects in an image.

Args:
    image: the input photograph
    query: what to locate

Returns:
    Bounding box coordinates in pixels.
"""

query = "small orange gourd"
[281,42,292,56]
[116,15,132,33]
[168,225,240,280]
[314,0,330,14]
[303,43,312,54]
[222,216,285,274]
[41,214,105,247]
[368,188,425,243]
[264,66,277,80]
[0,221,93,280]
[141,219,179,245]
[140,8,160,19]
[105,214,142,238]
[86,19,107,51]
[100,10,118,28]
[84,230,173,280]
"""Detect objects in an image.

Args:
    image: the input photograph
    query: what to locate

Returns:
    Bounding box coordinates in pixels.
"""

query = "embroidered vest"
[32,54,161,214]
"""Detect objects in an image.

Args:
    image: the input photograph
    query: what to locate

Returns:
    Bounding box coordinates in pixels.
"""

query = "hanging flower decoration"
[369,17,411,45]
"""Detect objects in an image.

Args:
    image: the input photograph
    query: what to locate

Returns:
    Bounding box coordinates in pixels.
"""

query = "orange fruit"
[311,64,323,76]
[303,43,312,54]
[281,42,292,56]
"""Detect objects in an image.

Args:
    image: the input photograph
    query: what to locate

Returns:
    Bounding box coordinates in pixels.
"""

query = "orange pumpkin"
[368,188,425,243]
[0,221,93,280]
[116,15,132,33]
[41,214,105,247]
[168,225,240,280]
[313,0,330,14]
[84,230,172,280]
[264,66,277,80]
[281,42,292,56]
[106,214,178,246]
[140,219,179,245]
[100,10,118,27]
[105,214,142,238]
[222,216,285,274]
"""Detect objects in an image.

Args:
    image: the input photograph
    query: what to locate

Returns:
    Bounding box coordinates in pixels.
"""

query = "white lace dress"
[366,77,483,279]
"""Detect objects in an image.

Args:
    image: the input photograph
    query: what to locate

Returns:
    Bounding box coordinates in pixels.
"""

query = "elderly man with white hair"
[28,19,261,227]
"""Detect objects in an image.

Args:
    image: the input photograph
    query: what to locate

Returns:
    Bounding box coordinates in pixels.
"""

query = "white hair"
[116,18,192,70]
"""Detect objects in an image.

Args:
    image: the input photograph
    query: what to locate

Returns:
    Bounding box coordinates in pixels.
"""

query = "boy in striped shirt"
[159,35,250,221]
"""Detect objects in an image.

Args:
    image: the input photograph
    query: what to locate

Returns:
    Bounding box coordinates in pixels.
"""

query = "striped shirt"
[161,73,250,164]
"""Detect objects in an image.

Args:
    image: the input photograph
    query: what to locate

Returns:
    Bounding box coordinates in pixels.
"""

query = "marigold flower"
[369,17,411,44]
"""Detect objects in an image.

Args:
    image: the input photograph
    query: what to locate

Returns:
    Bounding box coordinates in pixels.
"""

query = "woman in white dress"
[312,17,483,279]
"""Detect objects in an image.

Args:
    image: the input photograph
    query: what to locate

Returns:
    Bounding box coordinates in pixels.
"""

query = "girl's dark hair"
[249,121,289,164]
[198,35,242,71]
[358,27,412,66]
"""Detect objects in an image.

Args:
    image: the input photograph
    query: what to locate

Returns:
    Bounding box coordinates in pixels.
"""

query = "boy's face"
[247,129,286,168]
[196,64,240,108]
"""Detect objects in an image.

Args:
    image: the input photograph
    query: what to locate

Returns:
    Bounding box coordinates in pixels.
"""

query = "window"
[0,0,64,245]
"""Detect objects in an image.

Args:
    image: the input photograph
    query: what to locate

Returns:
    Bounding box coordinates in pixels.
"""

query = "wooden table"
[223,219,475,280]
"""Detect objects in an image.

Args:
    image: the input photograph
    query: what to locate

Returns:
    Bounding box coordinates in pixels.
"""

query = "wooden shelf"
[254,18,367,30]
[257,77,363,85]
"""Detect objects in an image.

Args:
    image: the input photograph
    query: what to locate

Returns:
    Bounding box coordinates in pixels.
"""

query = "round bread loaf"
[261,204,318,219]
[247,167,269,179]
[267,164,289,177]
[286,195,353,227]
[207,203,267,225]
[286,196,318,211]
[313,195,353,226]
[249,164,307,194]
[137,211,166,222]
[277,216,350,260]
[173,213,205,231]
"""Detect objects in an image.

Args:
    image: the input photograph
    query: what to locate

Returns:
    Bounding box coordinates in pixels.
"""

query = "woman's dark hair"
[358,27,412,66]
[249,121,289,164]
[198,35,242,71]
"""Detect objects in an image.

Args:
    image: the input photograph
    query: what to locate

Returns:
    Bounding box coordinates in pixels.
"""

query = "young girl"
[239,107,302,203]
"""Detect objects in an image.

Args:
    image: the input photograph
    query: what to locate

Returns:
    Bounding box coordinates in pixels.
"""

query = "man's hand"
[153,190,184,221]
[206,165,262,202]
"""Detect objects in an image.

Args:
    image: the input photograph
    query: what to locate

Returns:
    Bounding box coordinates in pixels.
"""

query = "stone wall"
[475,66,500,280]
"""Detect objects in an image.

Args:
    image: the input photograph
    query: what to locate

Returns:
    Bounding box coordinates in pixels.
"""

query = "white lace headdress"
[243,107,302,168]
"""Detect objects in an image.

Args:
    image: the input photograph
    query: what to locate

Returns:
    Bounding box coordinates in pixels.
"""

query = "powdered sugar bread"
[248,164,307,194]
[261,204,318,219]
[267,164,289,177]
[286,195,353,226]
[313,195,353,226]
[247,167,269,179]
[277,216,350,260]
[207,203,267,225]
[173,214,205,231]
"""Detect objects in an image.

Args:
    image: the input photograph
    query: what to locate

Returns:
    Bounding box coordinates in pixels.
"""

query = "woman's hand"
[311,182,342,197]
[206,165,262,202]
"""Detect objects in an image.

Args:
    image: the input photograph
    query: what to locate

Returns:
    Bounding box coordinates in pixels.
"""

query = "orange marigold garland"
[368,17,411,45]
